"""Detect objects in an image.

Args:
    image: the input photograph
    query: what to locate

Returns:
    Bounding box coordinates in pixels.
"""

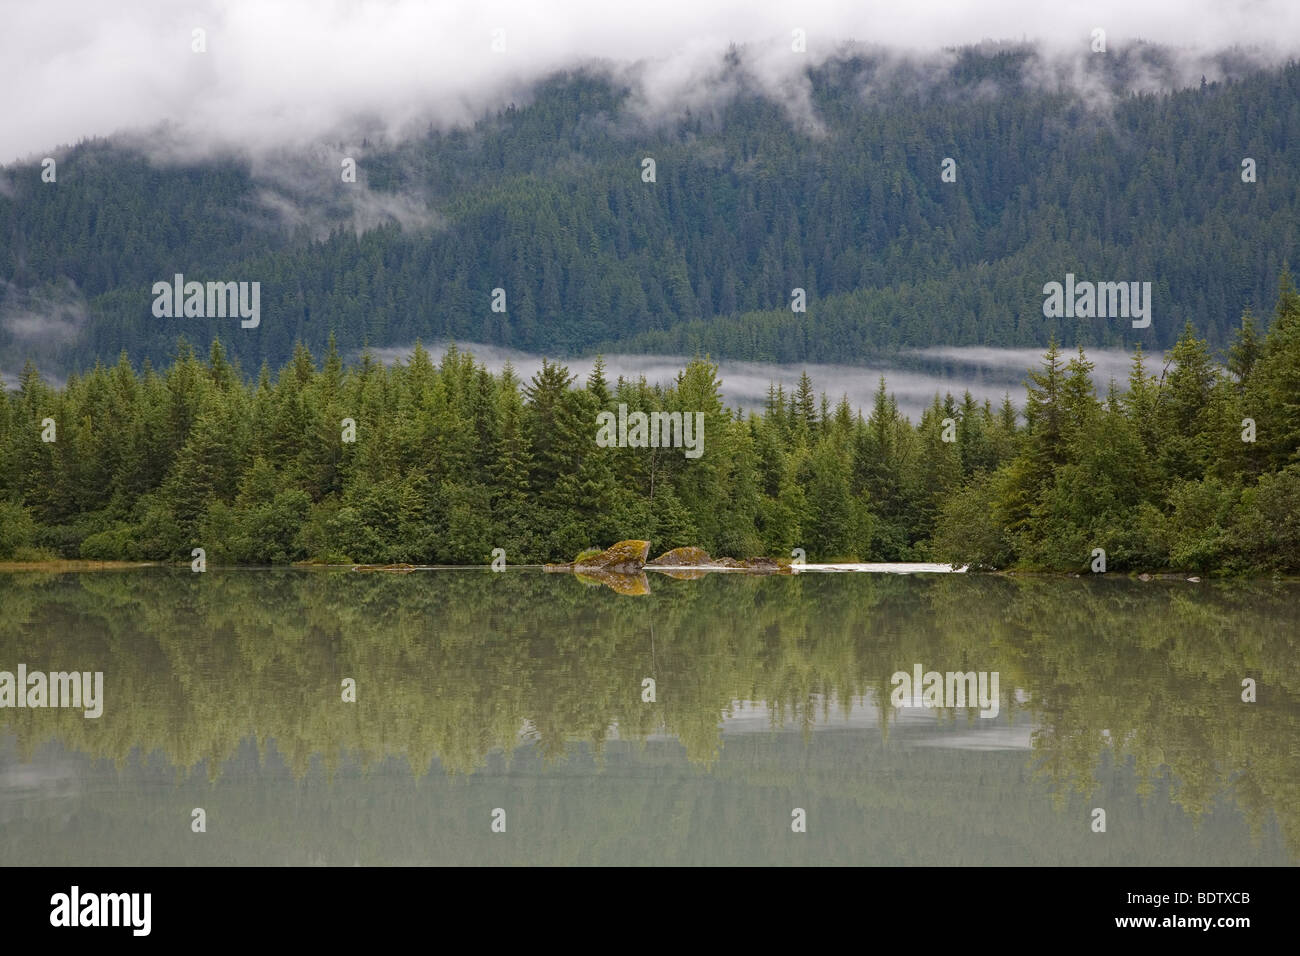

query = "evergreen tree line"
[1,273,1298,572]
[3,47,1298,376]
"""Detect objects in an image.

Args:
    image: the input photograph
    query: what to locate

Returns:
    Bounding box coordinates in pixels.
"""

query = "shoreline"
[0,560,158,573]
[0,559,1292,580]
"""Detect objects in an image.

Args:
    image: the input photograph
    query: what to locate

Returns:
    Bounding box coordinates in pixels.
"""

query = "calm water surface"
[0,568,1295,865]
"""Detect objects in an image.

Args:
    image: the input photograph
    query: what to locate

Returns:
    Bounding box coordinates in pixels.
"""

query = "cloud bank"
[4,1,1300,163]
[361,342,1151,421]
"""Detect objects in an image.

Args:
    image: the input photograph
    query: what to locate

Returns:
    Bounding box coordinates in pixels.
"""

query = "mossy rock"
[647,546,713,567]
[575,539,650,572]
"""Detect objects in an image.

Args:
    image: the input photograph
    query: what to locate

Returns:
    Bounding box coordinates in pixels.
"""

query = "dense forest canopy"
[1,271,1297,572]
[2,43,1298,377]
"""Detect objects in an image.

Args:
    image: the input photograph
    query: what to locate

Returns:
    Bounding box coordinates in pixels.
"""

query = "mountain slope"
[2,44,1298,376]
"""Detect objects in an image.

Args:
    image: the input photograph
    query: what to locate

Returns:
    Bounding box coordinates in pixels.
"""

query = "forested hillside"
[2,272,1297,572]
[2,43,1298,376]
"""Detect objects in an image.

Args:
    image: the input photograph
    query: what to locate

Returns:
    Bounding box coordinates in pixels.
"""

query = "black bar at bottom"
[2,866,1285,940]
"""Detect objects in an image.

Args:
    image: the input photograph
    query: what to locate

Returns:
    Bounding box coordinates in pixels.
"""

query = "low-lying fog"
[368,343,1158,421]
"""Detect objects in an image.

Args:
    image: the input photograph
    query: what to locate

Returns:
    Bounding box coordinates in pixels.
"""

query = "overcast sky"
[4,1,1300,163]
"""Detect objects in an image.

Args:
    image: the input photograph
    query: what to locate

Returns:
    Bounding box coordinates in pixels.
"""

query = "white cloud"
[3,1,1299,162]
[0,280,89,345]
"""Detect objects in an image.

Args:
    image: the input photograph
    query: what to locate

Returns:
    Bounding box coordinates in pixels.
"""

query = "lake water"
[0,568,1295,866]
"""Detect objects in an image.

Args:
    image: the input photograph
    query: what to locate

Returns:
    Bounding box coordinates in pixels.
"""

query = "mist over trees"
[2,47,1298,376]
[2,272,1297,573]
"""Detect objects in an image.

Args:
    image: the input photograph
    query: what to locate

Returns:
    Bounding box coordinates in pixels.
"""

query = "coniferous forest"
[2,272,1297,573]
[2,46,1299,377]
[3,44,1300,573]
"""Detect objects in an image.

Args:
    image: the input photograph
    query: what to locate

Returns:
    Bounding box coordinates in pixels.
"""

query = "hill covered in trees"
[2,272,1298,573]
[2,43,1298,377]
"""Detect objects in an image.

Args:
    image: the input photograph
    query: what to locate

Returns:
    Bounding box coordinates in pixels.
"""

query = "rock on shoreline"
[545,541,793,575]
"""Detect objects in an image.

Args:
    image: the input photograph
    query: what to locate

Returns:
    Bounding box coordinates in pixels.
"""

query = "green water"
[0,568,1296,865]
